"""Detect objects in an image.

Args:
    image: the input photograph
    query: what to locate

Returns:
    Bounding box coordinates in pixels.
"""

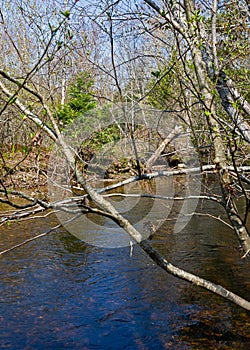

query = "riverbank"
[0,146,48,191]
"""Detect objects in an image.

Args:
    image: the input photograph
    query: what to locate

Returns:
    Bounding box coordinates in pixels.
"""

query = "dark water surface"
[1,198,250,349]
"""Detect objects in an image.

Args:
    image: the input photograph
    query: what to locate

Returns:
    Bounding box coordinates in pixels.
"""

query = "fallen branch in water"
[1,60,250,316]
[67,164,250,196]
[102,192,221,203]
[0,206,46,226]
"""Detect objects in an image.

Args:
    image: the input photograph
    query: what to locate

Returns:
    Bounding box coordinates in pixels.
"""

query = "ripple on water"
[0,210,250,349]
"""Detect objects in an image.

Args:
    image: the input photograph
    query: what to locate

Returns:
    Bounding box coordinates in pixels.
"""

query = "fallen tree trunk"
[1,75,250,311]
[146,125,181,169]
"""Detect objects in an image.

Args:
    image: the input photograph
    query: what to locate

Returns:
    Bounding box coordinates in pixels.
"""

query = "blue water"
[1,209,250,349]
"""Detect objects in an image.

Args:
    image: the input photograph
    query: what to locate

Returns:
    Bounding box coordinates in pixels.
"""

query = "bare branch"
[0,213,81,256]
[141,240,250,311]
[0,79,57,141]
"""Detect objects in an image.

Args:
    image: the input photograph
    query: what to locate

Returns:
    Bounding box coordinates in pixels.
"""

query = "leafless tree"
[1,0,250,311]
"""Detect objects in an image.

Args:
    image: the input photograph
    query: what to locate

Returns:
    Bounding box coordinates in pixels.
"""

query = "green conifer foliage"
[57,72,96,125]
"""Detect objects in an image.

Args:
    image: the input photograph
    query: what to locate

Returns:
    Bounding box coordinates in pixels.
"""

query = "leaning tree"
[1,0,250,311]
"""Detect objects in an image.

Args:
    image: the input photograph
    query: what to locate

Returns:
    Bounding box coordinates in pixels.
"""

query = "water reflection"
[0,200,250,349]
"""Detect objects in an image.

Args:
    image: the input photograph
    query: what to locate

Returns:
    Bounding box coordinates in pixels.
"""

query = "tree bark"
[142,0,250,254]
[185,0,250,253]
[217,71,250,143]
[146,125,181,169]
[1,74,250,309]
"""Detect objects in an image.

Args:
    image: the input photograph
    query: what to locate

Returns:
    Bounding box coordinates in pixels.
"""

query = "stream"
[0,178,250,349]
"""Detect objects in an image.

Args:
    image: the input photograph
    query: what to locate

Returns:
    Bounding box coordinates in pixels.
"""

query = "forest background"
[1,0,250,311]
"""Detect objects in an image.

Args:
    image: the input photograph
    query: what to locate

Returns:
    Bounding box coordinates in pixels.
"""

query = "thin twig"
[0,214,81,256]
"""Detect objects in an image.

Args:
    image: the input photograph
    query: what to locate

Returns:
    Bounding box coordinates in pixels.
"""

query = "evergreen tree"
[57,72,96,125]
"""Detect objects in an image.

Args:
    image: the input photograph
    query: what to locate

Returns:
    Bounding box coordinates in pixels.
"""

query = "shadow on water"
[1,189,250,349]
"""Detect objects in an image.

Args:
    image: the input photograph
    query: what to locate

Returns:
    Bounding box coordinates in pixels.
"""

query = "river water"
[1,179,250,349]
